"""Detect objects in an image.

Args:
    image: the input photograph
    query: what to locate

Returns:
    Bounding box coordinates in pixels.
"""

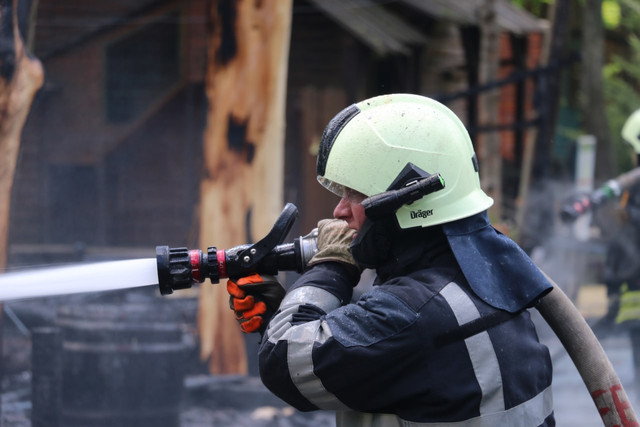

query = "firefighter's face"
[333,188,367,233]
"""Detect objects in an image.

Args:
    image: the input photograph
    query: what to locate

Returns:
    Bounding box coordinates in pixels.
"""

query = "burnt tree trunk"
[198,0,292,374]
[0,0,44,409]
[0,0,43,268]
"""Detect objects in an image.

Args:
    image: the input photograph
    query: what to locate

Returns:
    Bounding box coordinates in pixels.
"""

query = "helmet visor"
[317,176,367,203]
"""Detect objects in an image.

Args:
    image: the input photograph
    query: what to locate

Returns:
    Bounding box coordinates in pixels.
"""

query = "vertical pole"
[478,0,502,220]
[573,135,597,241]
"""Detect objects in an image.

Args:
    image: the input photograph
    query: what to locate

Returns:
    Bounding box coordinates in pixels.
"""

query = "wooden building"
[8,0,548,262]
[284,0,548,233]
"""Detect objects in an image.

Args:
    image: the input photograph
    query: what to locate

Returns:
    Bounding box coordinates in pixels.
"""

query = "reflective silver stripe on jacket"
[266,286,349,410]
[336,386,553,427]
[440,282,505,415]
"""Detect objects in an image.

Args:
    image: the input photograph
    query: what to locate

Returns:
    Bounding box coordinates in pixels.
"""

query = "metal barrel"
[56,302,190,427]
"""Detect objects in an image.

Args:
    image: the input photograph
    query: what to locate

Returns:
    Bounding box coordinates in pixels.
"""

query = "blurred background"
[0,0,639,425]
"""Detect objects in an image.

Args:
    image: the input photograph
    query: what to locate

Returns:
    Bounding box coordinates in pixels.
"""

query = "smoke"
[521,179,609,301]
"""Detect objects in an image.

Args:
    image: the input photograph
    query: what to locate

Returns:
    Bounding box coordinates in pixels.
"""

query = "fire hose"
[537,276,638,426]
[156,173,638,426]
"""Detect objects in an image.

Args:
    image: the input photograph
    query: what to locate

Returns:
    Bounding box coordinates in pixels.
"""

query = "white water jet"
[0,258,159,302]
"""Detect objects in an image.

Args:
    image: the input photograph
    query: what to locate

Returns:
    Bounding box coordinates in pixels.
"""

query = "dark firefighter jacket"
[604,182,640,291]
[258,226,555,426]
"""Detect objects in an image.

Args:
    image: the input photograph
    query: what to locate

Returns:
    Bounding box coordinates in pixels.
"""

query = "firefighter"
[602,110,640,330]
[227,94,555,425]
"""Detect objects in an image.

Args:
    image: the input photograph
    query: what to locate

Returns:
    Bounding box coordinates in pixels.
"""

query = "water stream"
[0,258,159,302]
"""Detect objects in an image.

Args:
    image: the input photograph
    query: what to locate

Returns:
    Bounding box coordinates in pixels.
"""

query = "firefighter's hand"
[308,219,360,277]
[227,274,285,334]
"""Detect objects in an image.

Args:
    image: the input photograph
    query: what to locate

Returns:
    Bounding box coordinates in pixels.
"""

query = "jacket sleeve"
[258,263,421,412]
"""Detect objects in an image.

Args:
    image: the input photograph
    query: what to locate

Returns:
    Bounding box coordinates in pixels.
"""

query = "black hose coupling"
[156,245,221,295]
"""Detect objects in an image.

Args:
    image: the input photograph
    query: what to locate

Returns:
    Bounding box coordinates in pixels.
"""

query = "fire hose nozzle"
[156,245,221,295]
[560,167,640,222]
[156,204,319,295]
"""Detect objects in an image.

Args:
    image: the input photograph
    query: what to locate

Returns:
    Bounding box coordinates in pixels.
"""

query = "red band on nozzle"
[189,250,202,282]
[217,250,227,279]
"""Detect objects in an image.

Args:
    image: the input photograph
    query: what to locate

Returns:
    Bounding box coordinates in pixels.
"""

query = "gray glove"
[308,219,359,271]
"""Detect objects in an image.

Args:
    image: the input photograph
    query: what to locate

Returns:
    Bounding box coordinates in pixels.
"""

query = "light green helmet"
[316,93,493,228]
[621,108,640,154]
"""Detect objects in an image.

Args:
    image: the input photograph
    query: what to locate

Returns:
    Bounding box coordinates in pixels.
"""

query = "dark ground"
[3,284,640,426]
[0,289,335,427]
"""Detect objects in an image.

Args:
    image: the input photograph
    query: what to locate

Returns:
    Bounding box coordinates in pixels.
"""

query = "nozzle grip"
[235,203,298,270]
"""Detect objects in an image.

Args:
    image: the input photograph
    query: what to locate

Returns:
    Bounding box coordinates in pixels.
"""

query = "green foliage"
[602,0,621,29]
[604,3,640,173]
[511,0,640,174]
[510,0,552,17]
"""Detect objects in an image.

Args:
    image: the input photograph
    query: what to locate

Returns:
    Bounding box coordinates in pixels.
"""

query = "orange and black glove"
[227,274,285,334]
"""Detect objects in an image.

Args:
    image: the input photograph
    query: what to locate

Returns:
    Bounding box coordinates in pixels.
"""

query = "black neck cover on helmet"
[442,212,553,312]
[352,210,553,313]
